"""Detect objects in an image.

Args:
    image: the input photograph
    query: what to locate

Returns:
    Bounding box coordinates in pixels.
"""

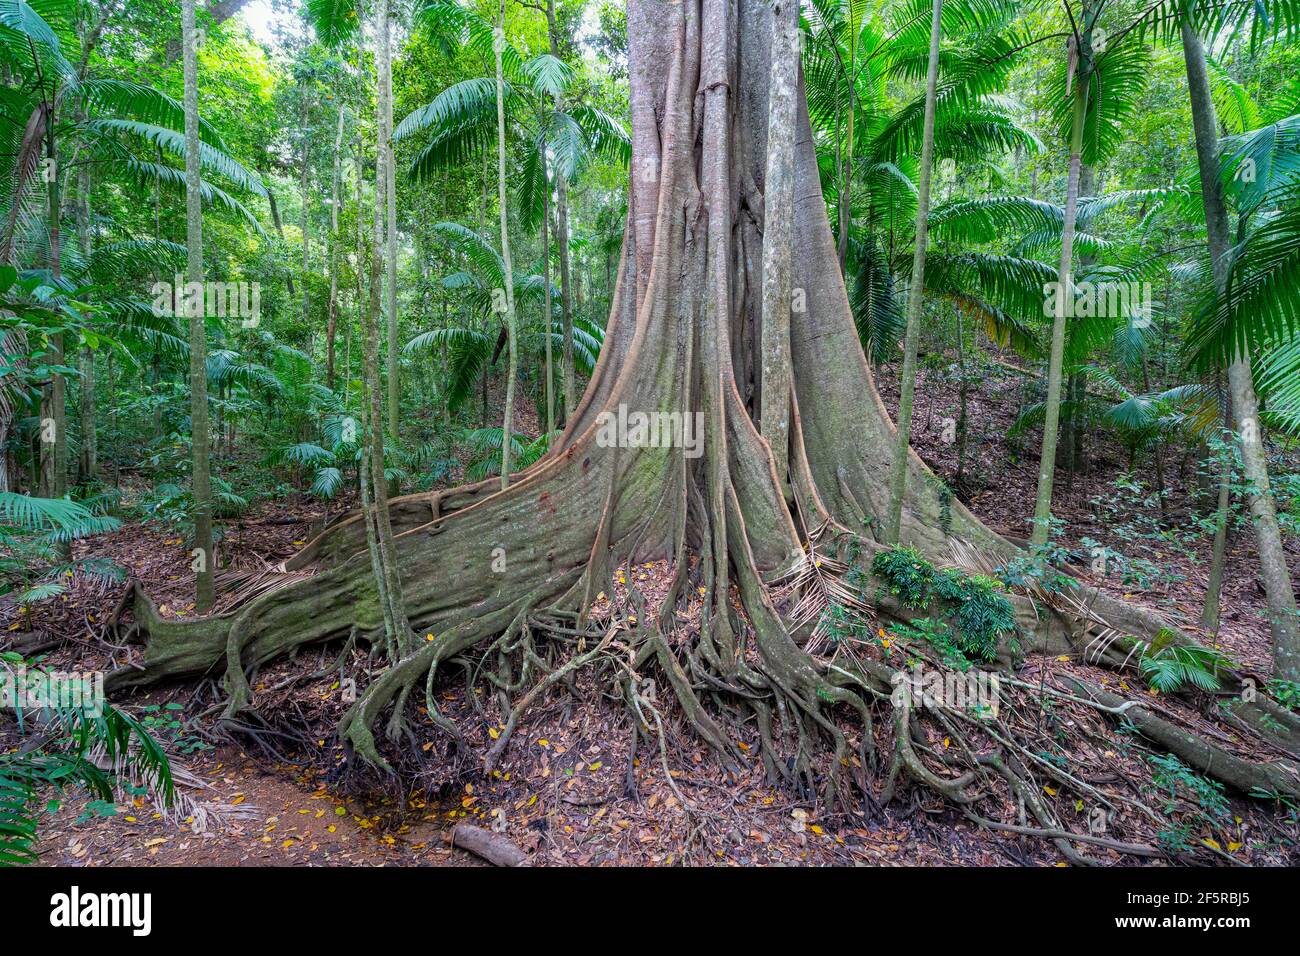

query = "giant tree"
[110,0,1300,838]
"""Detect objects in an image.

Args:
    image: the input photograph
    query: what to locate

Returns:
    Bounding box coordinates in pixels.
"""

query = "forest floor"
[6,357,1300,867]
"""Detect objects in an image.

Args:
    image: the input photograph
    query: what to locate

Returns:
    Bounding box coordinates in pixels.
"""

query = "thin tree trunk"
[182,0,215,611]
[495,0,519,487]
[301,93,313,333]
[1181,21,1299,679]
[543,0,576,420]
[267,182,296,296]
[1202,387,1233,633]
[542,174,555,437]
[954,309,969,485]
[884,0,942,545]
[1031,18,1092,548]
[759,0,798,486]
[366,0,411,653]
[380,0,399,440]
[327,102,345,389]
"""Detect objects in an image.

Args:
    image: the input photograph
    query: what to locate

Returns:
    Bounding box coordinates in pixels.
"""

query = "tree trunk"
[1202,390,1233,634]
[884,0,942,544]
[301,94,313,337]
[1181,21,1300,679]
[1031,19,1091,548]
[77,160,96,483]
[327,102,345,390]
[758,0,797,488]
[495,0,519,487]
[38,111,66,500]
[182,0,215,611]
[380,0,400,440]
[542,171,555,437]
[543,0,576,421]
[365,0,411,656]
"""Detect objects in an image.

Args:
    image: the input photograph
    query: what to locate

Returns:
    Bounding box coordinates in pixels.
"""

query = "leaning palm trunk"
[181,0,215,611]
[1181,21,1300,680]
[884,0,943,545]
[494,0,519,487]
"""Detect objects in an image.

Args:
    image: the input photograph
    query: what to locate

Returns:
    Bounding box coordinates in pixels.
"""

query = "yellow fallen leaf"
[230,795,245,805]
[1227,841,1243,852]
[588,761,603,771]
[1043,786,1057,797]
[144,838,167,848]
[1203,838,1222,851]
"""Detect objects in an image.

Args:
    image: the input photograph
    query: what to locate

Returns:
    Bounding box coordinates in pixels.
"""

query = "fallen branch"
[448,823,530,867]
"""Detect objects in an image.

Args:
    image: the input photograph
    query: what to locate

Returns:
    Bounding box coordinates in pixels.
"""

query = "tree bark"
[758,0,798,488]
[542,172,555,437]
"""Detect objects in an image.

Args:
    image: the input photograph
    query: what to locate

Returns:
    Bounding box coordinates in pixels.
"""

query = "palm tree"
[402,220,599,424]
[396,1,629,423]
[1172,5,1300,678]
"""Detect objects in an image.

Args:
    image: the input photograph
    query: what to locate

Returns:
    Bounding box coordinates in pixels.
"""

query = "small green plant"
[871,546,1016,662]
[871,545,934,607]
[1133,628,1233,693]
[137,702,211,756]
[1,655,173,865]
[887,618,972,671]
[1148,752,1230,854]
[1267,678,1300,712]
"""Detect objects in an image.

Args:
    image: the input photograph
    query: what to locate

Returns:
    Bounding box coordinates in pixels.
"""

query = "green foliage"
[1134,628,1233,694]
[871,545,1015,661]
[1147,752,1230,854]
[0,654,173,866]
